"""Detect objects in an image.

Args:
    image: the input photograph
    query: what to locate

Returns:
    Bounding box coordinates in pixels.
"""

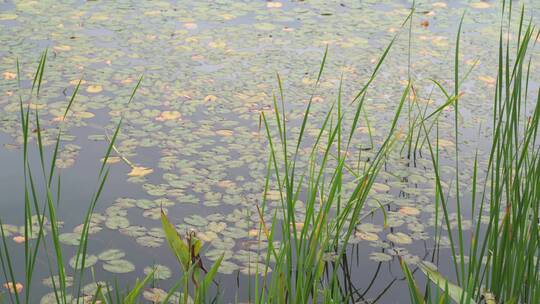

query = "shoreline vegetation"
[1,1,538,303]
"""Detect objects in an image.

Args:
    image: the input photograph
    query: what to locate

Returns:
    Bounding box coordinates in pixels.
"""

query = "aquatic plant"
[401,2,540,303]
[0,51,159,303]
[161,210,223,304]
[253,44,409,302]
[0,2,538,304]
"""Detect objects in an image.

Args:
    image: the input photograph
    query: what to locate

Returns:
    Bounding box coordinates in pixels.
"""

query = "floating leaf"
[53,45,72,52]
[12,235,26,243]
[204,95,217,102]
[41,292,73,304]
[42,275,73,288]
[82,281,108,296]
[120,225,147,237]
[69,254,98,269]
[2,71,17,80]
[59,233,81,246]
[183,22,197,29]
[215,260,237,274]
[103,259,135,274]
[143,288,168,302]
[74,111,95,119]
[208,222,227,233]
[0,13,18,20]
[399,206,420,216]
[105,216,130,230]
[128,166,153,177]
[144,264,171,280]
[184,214,208,227]
[215,129,233,137]
[387,232,413,245]
[356,231,379,241]
[369,252,392,262]
[267,2,282,8]
[254,23,276,31]
[432,2,448,8]
[103,156,121,164]
[156,111,181,121]
[357,223,383,233]
[75,222,102,235]
[98,249,126,261]
[372,182,391,192]
[470,2,491,9]
[478,75,496,86]
[265,190,281,200]
[136,236,163,248]
[86,85,103,93]
[3,282,23,294]
[143,207,163,220]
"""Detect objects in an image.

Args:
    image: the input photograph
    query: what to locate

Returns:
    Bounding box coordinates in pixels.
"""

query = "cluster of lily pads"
[0,0,539,303]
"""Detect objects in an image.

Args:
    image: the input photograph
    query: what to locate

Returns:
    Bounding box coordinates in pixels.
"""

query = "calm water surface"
[0,0,539,302]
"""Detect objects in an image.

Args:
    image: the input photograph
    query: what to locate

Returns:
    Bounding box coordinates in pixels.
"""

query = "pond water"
[1,0,539,303]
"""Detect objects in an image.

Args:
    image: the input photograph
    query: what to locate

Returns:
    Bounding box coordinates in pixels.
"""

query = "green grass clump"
[402,2,540,304]
[253,52,407,303]
[0,51,157,303]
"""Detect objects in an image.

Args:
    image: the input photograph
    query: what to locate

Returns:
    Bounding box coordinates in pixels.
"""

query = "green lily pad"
[387,232,413,245]
[144,264,172,280]
[369,252,393,262]
[105,216,130,230]
[41,292,73,304]
[69,254,98,269]
[136,236,163,248]
[103,259,135,274]
[42,275,74,288]
[82,281,109,296]
[59,233,81,246]
[98,249,126,261]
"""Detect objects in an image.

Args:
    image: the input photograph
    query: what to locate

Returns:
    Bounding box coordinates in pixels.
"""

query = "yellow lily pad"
[3,282,23,294]
[183,22,197,30]
[478,75,496,85]
[432,2,448,8]
[204,95,217,102]
[0,13,18,21]
[216,129,233,137]
[2,72,17,80]
[53,45,72,51]
[267,2,282,8]
[356,231,379,241]
[128,166,153,177]
[156,111,181,121]
[86,85,103,93]
[399,206,421,216]
[470,2,491,9]
[74,111,95,119]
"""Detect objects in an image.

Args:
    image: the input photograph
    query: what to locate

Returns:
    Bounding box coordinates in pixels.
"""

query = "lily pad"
[105,216,130,230]
[144,264,172,280]
[98,249,126,261]
[387,232,413,245]
[69,254,98,269]
[103,259,135,274]
[369,252,392,262]
[59,233,81,246]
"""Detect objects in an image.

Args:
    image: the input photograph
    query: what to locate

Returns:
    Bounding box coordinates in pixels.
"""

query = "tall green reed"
[0,52,159,304]
[402,2,540,304]
[251,8,417,302]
